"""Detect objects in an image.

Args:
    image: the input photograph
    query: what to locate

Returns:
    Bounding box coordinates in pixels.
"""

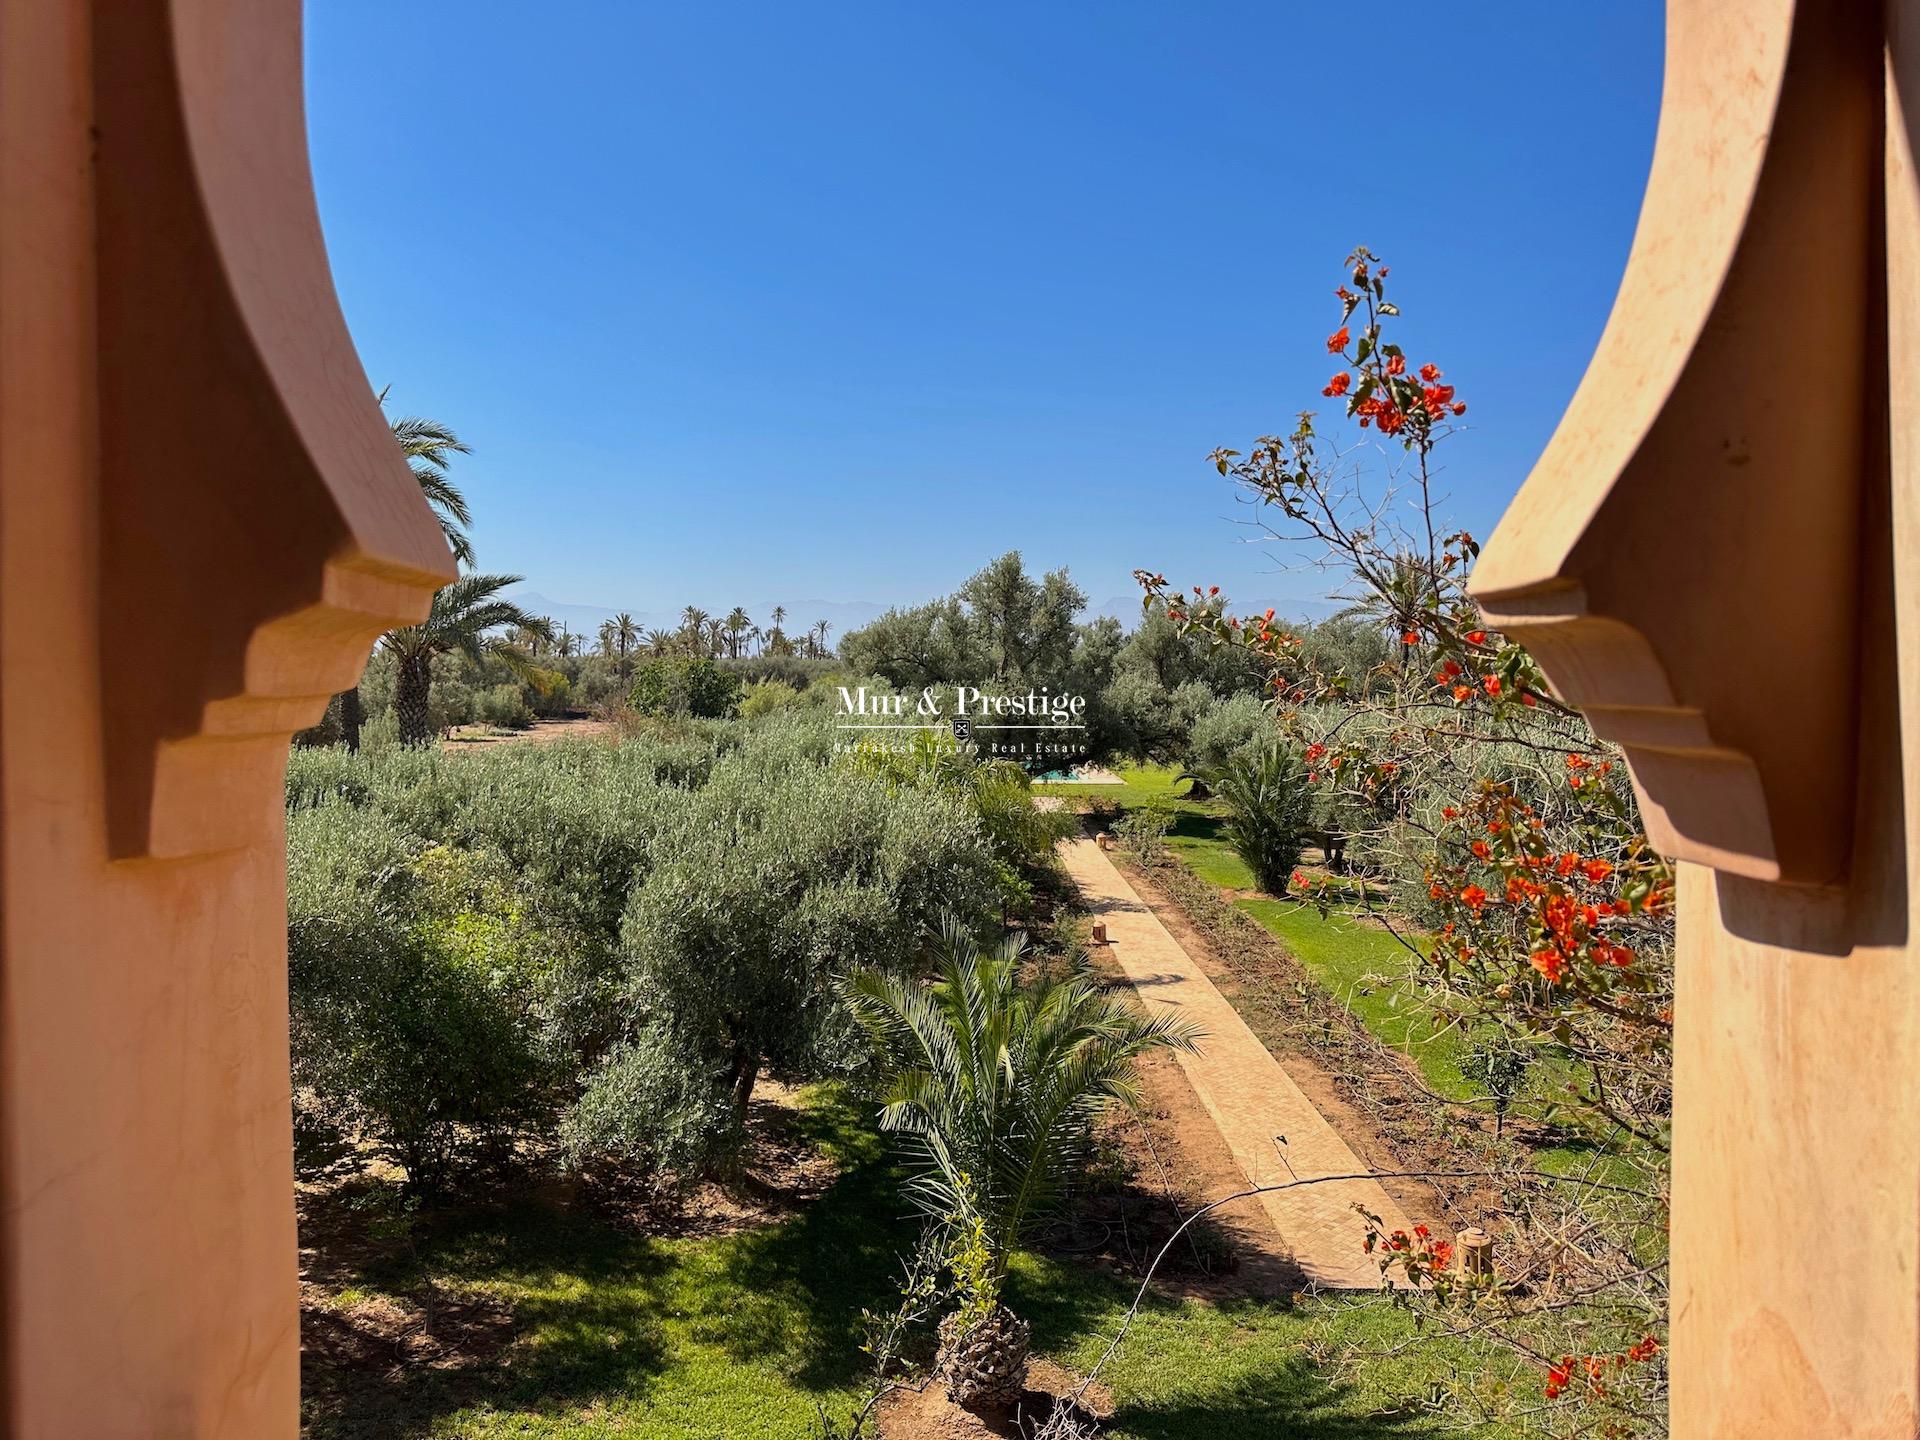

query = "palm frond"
[840,918,1200,1275]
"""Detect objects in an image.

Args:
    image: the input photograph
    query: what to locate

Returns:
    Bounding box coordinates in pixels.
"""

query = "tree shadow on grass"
[1111,1367,1451,1440]
[302,1091,917,1439]
[303,1188,679,1439]
[1012,1270,1450,1440]
[1169,812,1228,845]
[694,1099,923,1390]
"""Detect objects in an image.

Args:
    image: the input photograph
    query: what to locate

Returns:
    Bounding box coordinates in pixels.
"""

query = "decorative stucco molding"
[92,0,454,859]
[1470,0,1881,887]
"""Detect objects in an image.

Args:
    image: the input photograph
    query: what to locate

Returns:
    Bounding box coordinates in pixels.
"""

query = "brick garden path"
[1058,836,1415,1289]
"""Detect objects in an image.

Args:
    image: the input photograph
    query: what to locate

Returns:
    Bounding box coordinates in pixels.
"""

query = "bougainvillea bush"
[1138,248,1672,1436]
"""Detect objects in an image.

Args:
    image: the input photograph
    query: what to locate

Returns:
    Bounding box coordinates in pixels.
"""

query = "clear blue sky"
[306,2,1662,622]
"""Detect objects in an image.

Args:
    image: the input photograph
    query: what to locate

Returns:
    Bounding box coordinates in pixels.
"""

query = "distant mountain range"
[505,586,1334,646]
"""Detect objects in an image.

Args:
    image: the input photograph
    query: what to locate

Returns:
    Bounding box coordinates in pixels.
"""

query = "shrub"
[1460,1033,1535,1140]
[476,682,533,729]
[738,678,804,718]
[630,654,742,719]
[287,809,552,1194]
[1114,801,1174,865]
[529,671,573,718]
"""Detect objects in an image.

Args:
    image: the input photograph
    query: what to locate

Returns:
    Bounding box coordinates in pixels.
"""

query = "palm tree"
[1208,740,1314,893]
[724,607,752,659]
[612,612,640,659]
[680,606,710,651]
[508,619,552,657]
[336,401,476,750]
[383,573,553,745]
[1333,550,1441,684]
[384,400,476,568]
[703,617,726,657]
[841,922,1198,1408]
[811,619,832,658]
[644,627,676,656]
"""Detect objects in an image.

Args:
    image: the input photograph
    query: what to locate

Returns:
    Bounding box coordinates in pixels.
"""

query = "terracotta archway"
[6,0,1920,1435]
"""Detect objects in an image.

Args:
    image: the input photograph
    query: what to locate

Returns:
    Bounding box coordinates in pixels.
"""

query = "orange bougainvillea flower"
[1483,674,1502,696]
[1459,884,1488,911]
[1464,629,1487,646]
[1402,630,1419,645]
[1470,839,1491,859]
[1531,949,1568,984]
[1452,684,1473,702]
[1323,371,1352,397]
[1419,362,1442,382]
[1386,354,1406,376]
[1327,327,1351,353]
[1581,858,1614,884]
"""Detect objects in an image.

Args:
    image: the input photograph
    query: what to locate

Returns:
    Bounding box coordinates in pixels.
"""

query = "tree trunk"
[395,654,433,746]
[338,684,364,752]
[728,1045,762,1128]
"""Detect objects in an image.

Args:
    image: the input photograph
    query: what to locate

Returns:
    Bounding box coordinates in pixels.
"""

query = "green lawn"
[1041,762,1205,813]
[303,1088,1502,1439]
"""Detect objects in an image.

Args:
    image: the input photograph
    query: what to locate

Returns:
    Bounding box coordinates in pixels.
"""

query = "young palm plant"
[1208,738,1314,894]
[840,921,1199,1410]
[383,573,554,745]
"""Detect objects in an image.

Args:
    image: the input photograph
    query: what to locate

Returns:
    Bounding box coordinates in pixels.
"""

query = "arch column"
[1474,2,1920,1433]
[0,1,452,1433]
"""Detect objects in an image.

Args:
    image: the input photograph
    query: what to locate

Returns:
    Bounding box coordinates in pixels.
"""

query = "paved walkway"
[1058,836,1415,1289]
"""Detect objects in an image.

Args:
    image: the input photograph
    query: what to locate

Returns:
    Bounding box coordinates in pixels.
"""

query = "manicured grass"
[1165,811,1255,890]
[1043,762,1204,813]
[303,1087,1504,1439]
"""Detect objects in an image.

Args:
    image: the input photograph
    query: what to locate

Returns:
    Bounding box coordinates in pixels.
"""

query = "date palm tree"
[611,612,640,659]
[679,605,710,651]
[385,401,476,568]
[724,607,752,659]
[335,401,476,749]
[810,619,832,658]
[841,921,1198,1408]
[383,573,553,745]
